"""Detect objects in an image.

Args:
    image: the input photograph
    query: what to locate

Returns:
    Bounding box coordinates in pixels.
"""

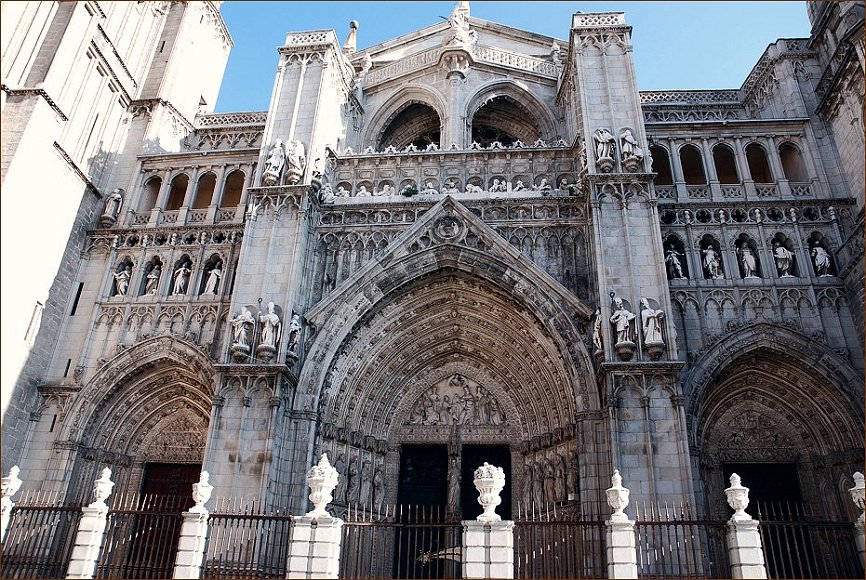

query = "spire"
[343,20,358,54]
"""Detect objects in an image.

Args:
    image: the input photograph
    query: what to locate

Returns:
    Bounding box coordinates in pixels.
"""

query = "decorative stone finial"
[473,462,505,522]
[344,20,358,54]
[605,469,630,518]
[850,471,865,524]
[190,471,214,514]
[724,473,750,520]
[89,467,115,509]
[306,453,339,519]
[1,466,22,501]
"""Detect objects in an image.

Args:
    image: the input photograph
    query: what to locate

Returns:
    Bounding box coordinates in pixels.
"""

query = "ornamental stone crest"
[406,373,504,426]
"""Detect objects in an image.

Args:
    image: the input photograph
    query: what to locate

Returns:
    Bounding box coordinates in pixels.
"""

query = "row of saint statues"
[112,260,222,297]
[665,241,833,280]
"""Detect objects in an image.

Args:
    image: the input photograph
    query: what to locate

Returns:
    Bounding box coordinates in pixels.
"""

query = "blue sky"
[214,1,812,113]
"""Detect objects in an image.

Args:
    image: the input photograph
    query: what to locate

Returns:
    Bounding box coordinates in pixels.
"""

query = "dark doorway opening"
[722,462,802,512]
[141,462,203,504]
[397,444,448,508]
[461,444,512,520]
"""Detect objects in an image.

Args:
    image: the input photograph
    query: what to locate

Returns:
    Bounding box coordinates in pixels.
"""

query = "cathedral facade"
[2,0,863,531]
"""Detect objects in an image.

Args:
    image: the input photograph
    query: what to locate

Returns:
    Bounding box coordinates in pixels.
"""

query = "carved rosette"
[605,469,630,519]
[724,473,750,520]
[306,453,339,519]
[473,462,505,522]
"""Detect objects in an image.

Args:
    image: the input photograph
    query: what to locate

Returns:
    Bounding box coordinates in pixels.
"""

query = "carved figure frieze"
[406,374,504,426]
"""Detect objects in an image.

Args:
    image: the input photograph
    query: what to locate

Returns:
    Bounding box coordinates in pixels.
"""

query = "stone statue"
[543,459,556,503]
[592,308,603,352]
[113,265,131,296]
[100,188,124,226]
[738,243,759,278]
[593,128,615,160]
[531,463,544,508]
[609,297,636,344]
[287,313,301,352]
[356,185,371,197]
[336,185,350,198]
[665,246,686,279]
[203,261,223,294]
[619,129,643,160]
[359,460,372,505]
[345,461,359,504]
[421,181,439,195]
[320,183,335,204]
[258,302,281,348]
[372,466,385,513]
[145,265,161,295]
[773,242,795,277]
[702,246,723,279]
[284,139,306,185]
[513,179,526,191]
[640,298,665,344]
[262,140,286,186]
[442,180,459,194]
[489,178,506,192]
[333,453,347,503]
[230,307,255,347]
[446,454,460,515]
[811,244,831,276]
[172,261,192,295]
[537,178,551,192]
[446,2,477,46]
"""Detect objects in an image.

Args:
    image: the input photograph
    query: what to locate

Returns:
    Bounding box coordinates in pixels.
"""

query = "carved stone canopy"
[406,373,504,426]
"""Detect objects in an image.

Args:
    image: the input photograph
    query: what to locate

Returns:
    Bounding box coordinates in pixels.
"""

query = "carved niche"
[405,373,504,426]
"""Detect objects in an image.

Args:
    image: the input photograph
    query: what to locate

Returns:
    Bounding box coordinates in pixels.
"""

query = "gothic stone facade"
[2,1,863,523]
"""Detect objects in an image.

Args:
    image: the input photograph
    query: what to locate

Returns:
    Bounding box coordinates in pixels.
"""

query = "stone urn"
[473,462,505,522]
[614,340,636,361]
[190,471,214,514]
[849,471,865,524]
[256,343,276,363]
[596,156,615,173]
[605,469,630,518]
[230,342,251,363]
[645,341,665,361]
[724,473,750,520]
[90,467,115,509]
[306,454,339,519]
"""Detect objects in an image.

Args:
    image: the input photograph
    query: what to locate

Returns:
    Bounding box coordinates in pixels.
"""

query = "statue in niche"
[358,460,372,505]
[702,246,723,279]
[554,454,567,502]
[640,298,665,345]
[203,260,223,294]
[333,453,347,503]
[593,128,615,161]
[567,452,578,501]
[406,374,504,425]
[442,180,459,194]
[489,178,506,192]
[543,459,556,503]
[356,185,371,197]
[284,140,306,185]
[531,463,545,508]
[609,297,635,344]
[592,308,604,358]
[619,129,643,160]
[665,245,686,280]
[258,302,281,349]
[113,265,131,296]
[287,314,301,352]
[172,261,192,295]
[446,454,460,516]
[100,188,124,227]
[513,179,526,192]
[262,140,286,186]
[811,243,831,276]
[421,181,439,195]
[230,307,255,348]
[372,466,385,513]
[320,183,335,204]
[773,242,795,277]
[345,461,359,504]
[738,243,759,278]
[336,185,350,198]
[145,265,161,295]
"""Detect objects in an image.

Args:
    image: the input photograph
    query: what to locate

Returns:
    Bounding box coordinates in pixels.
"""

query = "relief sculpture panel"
[406,373,504,426]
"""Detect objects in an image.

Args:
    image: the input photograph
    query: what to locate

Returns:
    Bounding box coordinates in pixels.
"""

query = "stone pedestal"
[726,516,767,579]
[285,516,344,579]
[66,506,108,579]
[605,515,638,579]
[172,511,210,579]
[462,520,514,579]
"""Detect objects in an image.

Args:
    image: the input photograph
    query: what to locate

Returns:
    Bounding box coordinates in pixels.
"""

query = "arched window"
[650,146,673,185]
[745,143,773,183]
[138,176,162,212]
[192,172,216,209]
[165,174,189,210]
[712,144,739,184]
[470,95,540,147]
[680,145,706,185]
[221,170,245,208]
[378,103,441,150]
[779,142,808,182]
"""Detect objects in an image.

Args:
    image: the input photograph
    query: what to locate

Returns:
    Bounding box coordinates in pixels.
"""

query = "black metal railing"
[94,493,185,579]
[0,492,81,579]
[634,502,730,578]
[756,501,863,579]
[203,499,294,579]
[341,503,462,579]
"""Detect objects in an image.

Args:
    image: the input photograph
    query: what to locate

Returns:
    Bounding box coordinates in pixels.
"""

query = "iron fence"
[0,492,81,579]
[94,493,185,579]
[634,502,730,578]
[756,501,863,579]
[514,502,607,579]
[203,498,294,579]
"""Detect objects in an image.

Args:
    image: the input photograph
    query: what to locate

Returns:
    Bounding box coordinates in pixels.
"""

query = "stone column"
[701,138,721,199]
[724,473,767,579]
[286,454,343,579]
[849,471,865,566]
[207,165,229,222]
[733,137,756,197]
[764,136,790,196]
[149,170,173,226]
[1,465,23,542]
[605,470,638,579]
[463,462,513,579]
[67,468,115,580]
[172,471,214,580]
